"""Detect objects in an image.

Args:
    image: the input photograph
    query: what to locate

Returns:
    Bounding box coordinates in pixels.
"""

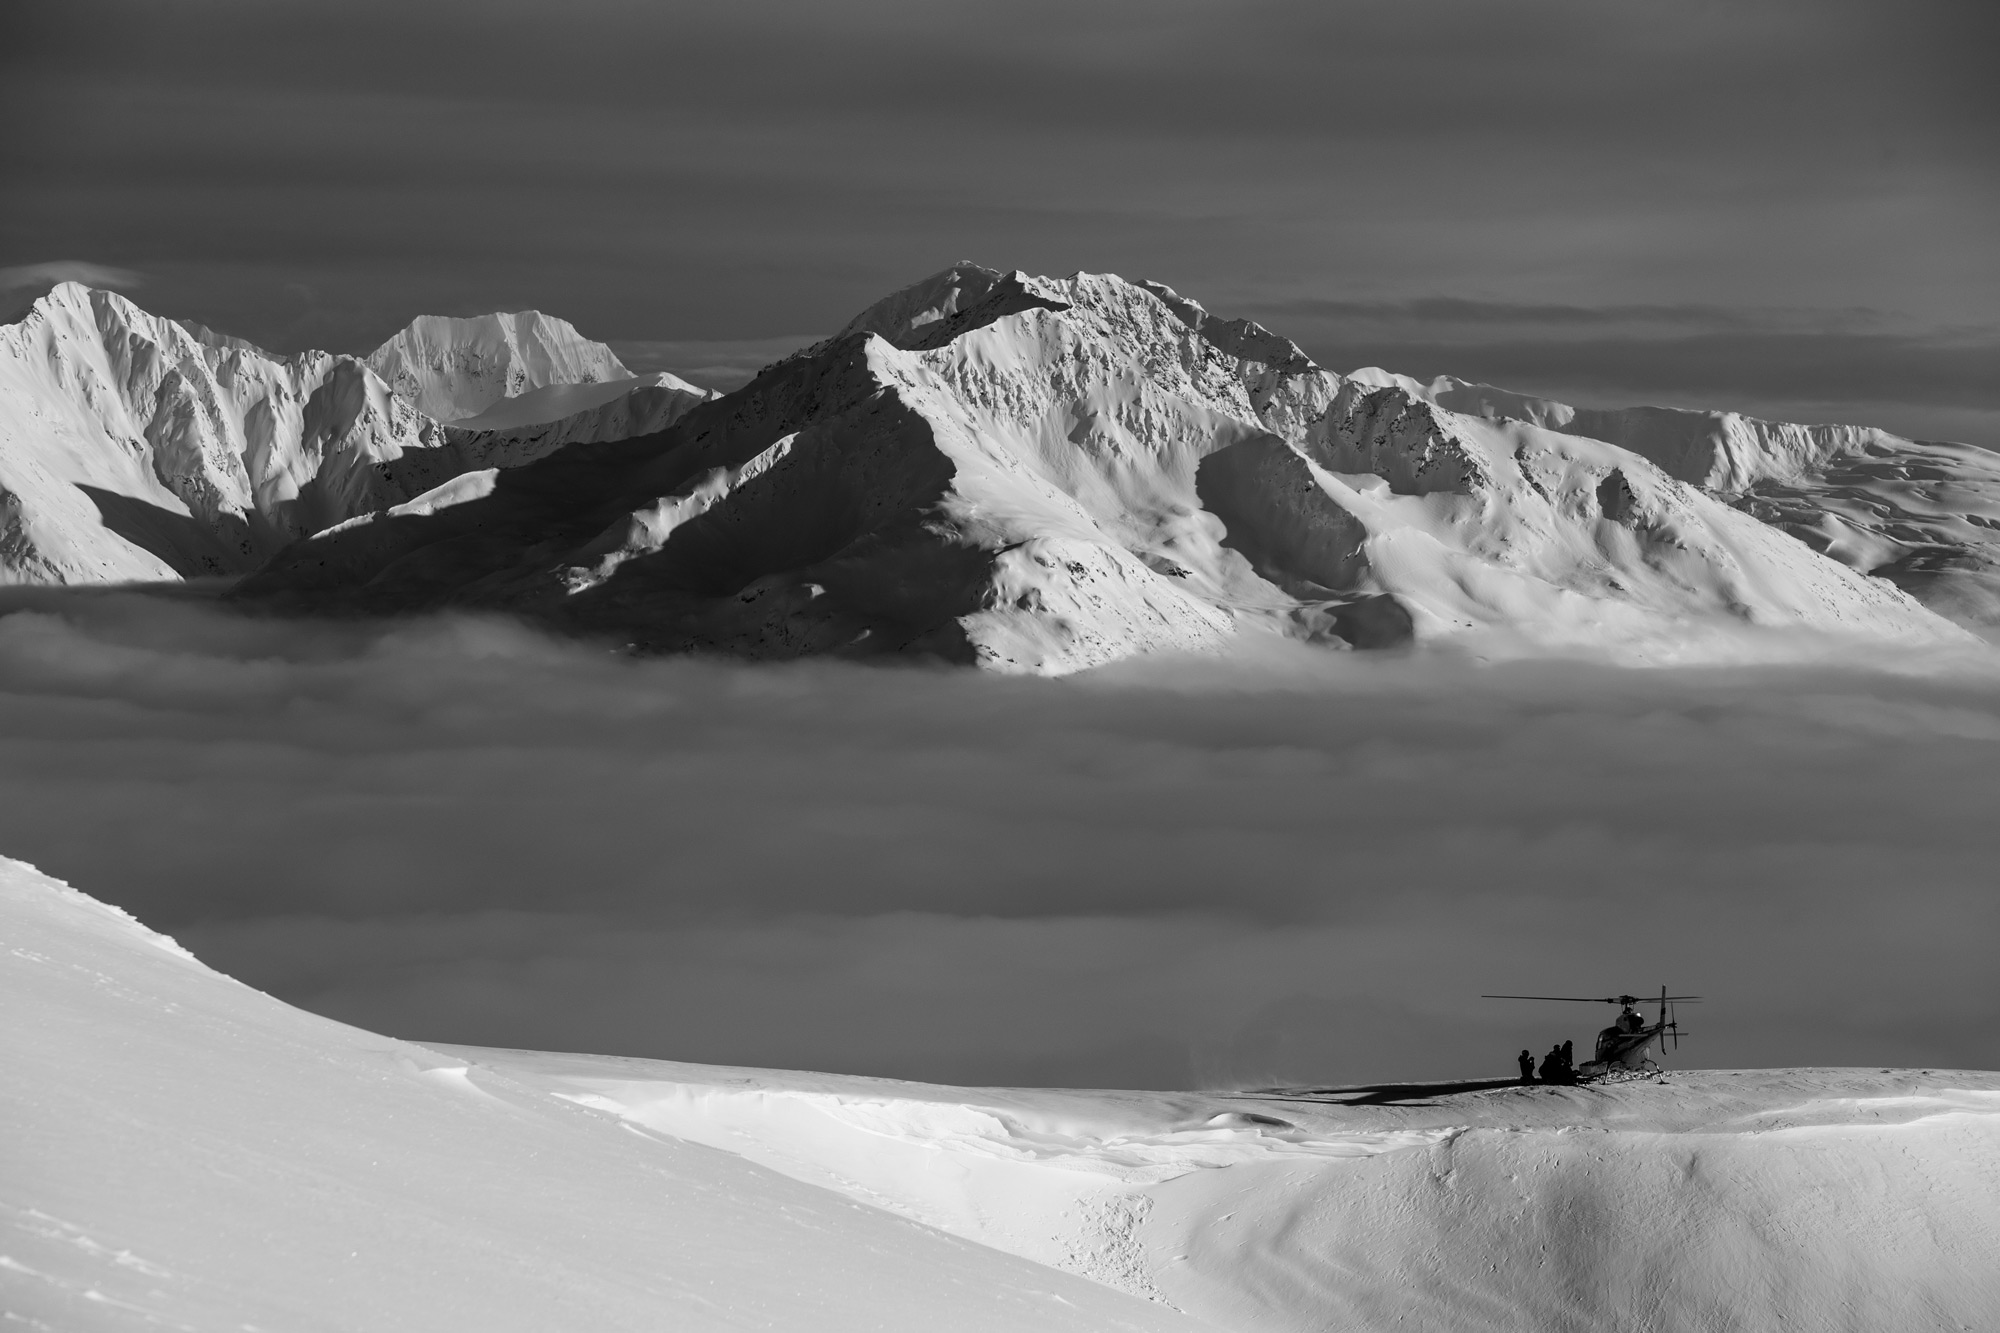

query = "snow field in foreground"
[460,1050,2000,1333]
[0,857,1198,1333]
[6,850,1999,1332]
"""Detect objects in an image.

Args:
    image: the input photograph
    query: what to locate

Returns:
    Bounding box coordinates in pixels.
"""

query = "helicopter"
[1484,987,1698,1079]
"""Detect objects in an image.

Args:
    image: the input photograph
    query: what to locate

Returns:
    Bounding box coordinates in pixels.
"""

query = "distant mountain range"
[0,285,714,582]
[4,266,1994,669]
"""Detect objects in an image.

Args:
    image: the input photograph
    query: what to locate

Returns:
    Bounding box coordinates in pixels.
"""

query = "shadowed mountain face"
[75,486,248,579]
[234,265,1970,672]
[242,338,993,662]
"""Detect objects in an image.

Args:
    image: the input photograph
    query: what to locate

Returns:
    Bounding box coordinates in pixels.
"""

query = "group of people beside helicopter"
[1516,1042,1577,1085]
[1516,1005,1650,1084]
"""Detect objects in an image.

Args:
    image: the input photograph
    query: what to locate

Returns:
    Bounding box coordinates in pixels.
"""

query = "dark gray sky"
[5,0,1996,442]
[2,594,1995,1087]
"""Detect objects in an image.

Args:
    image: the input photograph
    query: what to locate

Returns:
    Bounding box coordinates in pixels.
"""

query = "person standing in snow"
[1517,1050,1536,1084]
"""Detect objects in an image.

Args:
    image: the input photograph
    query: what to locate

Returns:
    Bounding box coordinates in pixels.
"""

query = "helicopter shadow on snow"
[1229,1078,1526,1108]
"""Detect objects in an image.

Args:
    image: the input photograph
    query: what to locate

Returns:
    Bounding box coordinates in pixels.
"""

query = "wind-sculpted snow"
[236,263,1971,670]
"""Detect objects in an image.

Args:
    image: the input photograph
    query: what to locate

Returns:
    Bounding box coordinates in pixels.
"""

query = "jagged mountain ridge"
[0,285,712,582]
[236,265,1969,670]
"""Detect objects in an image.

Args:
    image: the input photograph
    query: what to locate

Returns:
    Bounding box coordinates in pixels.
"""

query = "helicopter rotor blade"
[1482,994,1702,1004]
[1480,984,1616,996]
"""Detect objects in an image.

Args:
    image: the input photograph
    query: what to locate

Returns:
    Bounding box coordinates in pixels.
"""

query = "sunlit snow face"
[2,591,1996,1087]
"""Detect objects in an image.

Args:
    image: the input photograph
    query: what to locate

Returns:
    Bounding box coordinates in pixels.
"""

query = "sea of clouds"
[2,589,1994,1088]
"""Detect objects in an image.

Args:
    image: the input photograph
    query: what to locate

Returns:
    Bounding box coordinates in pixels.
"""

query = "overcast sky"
[4,0,1995,442]
[2,594,1995,1088]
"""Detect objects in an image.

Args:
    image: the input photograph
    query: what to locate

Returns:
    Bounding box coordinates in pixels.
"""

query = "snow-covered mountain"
[365,310,635,422]
[10,854,1998,1332]
[0,284,439,581]
[0,285,710,582]
[1359,368,2000,630]
[239,264,1971,670]
[5,266,1993,667]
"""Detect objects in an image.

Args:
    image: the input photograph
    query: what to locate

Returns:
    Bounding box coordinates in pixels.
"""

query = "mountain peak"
[0,289,693,585]
[833,262,1010,345]
[365,310,631,423]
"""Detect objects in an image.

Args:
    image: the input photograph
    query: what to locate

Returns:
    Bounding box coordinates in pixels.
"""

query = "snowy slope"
[240,265,1970,670]
[1266,380,1956,655]
[0,289,696,585]
[370,373,721,504]
[365,311,632,422]
[9,857,1996,1331]
[1733,438,2000,628]
[1352,367,1908,494]
[1358,368,2000,631]
[0,856,1201,1333]
[464,1048,2000,1333]
[444,370,715,433]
